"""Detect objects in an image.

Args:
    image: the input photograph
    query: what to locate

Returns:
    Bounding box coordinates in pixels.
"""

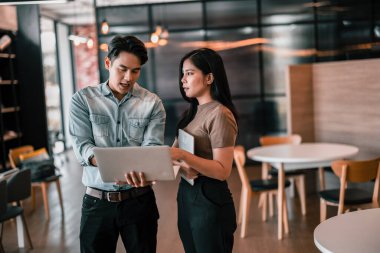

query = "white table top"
[314,208,380,253]
[247,143,359,170]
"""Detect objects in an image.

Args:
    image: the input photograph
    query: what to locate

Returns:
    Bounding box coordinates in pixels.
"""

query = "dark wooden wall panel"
[286,64,315,142]
[16,5,49,151]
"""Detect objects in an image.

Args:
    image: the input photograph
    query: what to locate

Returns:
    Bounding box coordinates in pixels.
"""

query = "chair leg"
[289,178,295,198]
[240,191,252,238]
[320,199,327,222]
[258,193,263,207]
[0,243,4,253]
[269,192,274,217]
[0,223,4,253]
[31,186,36,210]
[41,182,50,220]
[0,222,3,242]
[295,175,307,215]
[237,188,245,225]
[283,191,289,235]
[21,213,33,249]
[55,179,64,214]
[261,193,267,222]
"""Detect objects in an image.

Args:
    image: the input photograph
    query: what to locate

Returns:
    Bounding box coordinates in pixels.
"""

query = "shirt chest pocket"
[128,118,149,143]
[90,114,110,137]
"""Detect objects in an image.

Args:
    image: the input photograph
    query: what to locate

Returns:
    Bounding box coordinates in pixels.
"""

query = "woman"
[170,48,238,253]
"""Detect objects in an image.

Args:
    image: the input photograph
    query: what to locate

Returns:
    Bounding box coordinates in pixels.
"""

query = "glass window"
[206,28,261,96]
[162,100,188,145]
[97,6,149,34]
[233,98,261,148]
[317,22,345,62]
[154,31,204,99]
[152,3,202,30]
[318,20,373,61]
[373,21,380,58]
[206,0,257,28]
[261,0,313,25]
[262,24,314,94]
[40,17,63,148]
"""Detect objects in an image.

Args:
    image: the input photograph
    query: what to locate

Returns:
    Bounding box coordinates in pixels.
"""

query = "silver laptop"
[93,146,179,182]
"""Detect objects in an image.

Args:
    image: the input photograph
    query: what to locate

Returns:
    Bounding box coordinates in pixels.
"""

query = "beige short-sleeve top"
[181,100,237,160]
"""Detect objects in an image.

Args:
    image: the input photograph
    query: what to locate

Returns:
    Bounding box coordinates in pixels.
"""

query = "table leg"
[278,163,285,240]
[16,216,25,248]
[262,162,269,179]
[261,162,270,221]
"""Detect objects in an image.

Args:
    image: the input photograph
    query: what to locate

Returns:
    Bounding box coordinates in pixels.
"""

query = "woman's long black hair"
[176,48,238,136]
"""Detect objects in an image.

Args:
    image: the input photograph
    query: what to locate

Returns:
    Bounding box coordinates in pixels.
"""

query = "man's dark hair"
[107,35,148,65]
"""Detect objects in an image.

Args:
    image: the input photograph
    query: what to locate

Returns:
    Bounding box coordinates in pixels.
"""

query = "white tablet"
[93,146,179,182]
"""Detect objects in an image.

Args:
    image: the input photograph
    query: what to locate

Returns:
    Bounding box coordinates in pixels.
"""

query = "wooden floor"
[2,150,328,253]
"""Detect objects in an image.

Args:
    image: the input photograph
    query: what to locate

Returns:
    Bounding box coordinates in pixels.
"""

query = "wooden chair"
[259,134,307,218]
[18,148,64,220]
[8,145,34,169]
[233,145,291,238]
[0,169,33,251]
[319,158,380,222]
[9,147,64,220]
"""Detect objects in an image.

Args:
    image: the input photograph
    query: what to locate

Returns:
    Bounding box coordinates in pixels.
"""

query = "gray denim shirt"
[69,82,166,191]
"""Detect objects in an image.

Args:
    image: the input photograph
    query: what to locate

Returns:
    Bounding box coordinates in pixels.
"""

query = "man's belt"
[85,186,152,202]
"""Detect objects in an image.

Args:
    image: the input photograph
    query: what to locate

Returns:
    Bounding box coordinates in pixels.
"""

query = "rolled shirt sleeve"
[69,91,96,167]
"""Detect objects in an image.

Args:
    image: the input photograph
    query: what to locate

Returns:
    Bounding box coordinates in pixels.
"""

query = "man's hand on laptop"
[123,171,155,187]
[89,156,98,167]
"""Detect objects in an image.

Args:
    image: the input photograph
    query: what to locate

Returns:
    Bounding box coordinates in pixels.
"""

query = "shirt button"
[117,121,120,124]
[117,139,120,142]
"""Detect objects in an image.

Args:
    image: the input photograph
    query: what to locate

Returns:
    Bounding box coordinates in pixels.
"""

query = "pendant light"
[100,19,110,35]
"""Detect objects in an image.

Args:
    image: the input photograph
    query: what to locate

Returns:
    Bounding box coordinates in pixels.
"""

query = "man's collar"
[100,81,112,96]
[130,82,143,99]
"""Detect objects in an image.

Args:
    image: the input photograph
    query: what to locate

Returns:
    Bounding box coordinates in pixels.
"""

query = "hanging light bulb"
[101,19,110,34]
[150,32,159,44]
[87,37,94,49]
[99,43,108,52]
[150,21,169,47]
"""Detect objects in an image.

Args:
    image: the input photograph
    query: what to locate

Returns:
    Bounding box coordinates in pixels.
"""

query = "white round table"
[247,143,359,239]
[314,208,380,253]
[247,143,359,171]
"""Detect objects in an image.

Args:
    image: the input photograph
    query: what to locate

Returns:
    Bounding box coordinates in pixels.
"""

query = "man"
[69,35,166,253]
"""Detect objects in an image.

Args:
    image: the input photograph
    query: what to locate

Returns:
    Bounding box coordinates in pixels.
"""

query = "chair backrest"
[331,158,380,183]
[8,145,34,168]
[233,146,251,191]
[0,180,7,215]
[332,158,380,205]
[7,169,31,204]
[19,148,49,162]
[259,134,302,146]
